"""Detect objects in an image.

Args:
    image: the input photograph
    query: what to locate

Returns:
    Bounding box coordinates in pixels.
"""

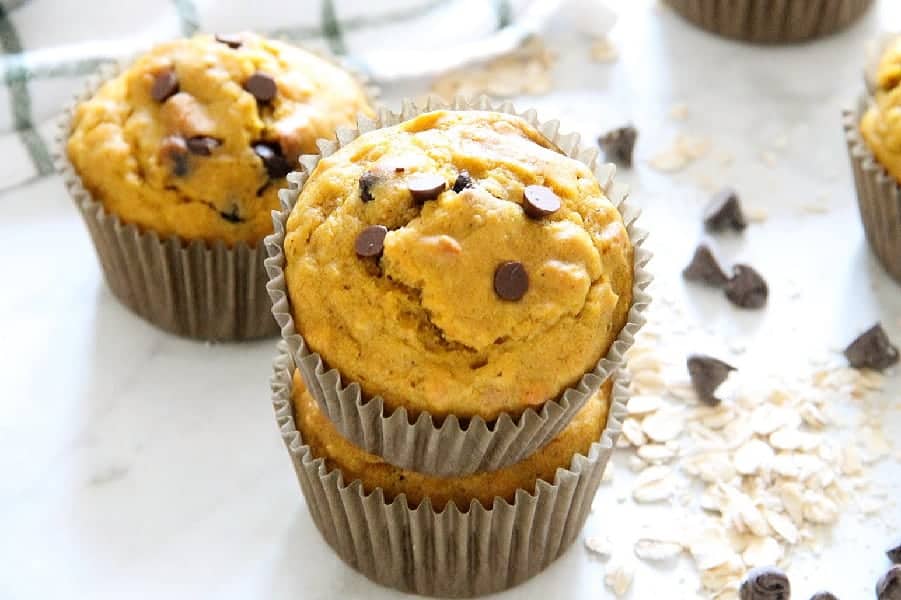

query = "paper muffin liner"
[843,95,901,284]
[265,95,651,477]
[56,45,379,341]
[271,341,628,597]
[664,0,873,44]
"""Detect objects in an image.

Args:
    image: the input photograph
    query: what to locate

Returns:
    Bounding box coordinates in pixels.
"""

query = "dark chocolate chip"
[160,135,189,177]
[809,592,839,600]
[244,72,277,103]
[598,125,638,168]
[844,323,900,371]
[522,185,561,219]
[453,170,474,193]
[705,188,747,233]
[739,566,790,600]
[151,70,179,103]
[359,171,379,203]
[725,264,768,309]
[878,566,901,600]
[219,204,243,223]
[186,136,221,156]
[407,173,446,203]
[493,261,529,301]
[888,540,901,564]
[355,225,388,258]
[214,33,243,49]
[252,142,291,178]
[687,354,736,406]
[683,244,729,287]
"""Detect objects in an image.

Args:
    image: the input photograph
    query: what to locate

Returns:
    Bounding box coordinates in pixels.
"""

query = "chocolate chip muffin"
[67,32,374,245]
[292,370,611,510]
[860,39,901,183]
[283,110,633,421]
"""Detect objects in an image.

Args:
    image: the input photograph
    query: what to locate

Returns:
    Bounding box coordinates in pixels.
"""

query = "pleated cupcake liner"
[264,95,652,477]
[664,0,873,44]
[843,95,901,284]
[57,45,379,341]
[271,341,628,598]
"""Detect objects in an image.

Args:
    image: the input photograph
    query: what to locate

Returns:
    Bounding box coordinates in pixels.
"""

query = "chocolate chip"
[844,323,900,371]
[493,261,529,301]
[598,125,638,168]
[705,188,747,233]
[683,244,728,287]
[522,185,561,219]
[809,592,839,600]
[359,171,379,203]
[725,264,768,309]
[151,70,179,103]
[244,72,277,103]
[739,566,790,600]
[407,173,446,203]
[453,170,474,193]
[214,33,243,49]
[687,354,736,406]
[219,205,243,223]
[252,142,291,179]
[160,135,189,177]
[186,136,221,156]
[888,540,901,564]
[355,225,388,258]
[878,566,901,600]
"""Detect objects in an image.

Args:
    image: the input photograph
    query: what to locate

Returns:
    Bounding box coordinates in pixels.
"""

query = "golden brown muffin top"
[861,38,901,183]
[67,33,373,245]
[284,110,633,421]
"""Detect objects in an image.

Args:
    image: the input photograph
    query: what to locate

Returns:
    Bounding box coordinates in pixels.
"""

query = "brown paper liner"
[843,96,901,284]
[265,95,652,477]
[271,341,627,597]
[664,0,873,44]
[57,48,379,341]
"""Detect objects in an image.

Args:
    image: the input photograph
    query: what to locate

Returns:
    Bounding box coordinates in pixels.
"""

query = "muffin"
[664,0,873,44]
[62,32,374,339]
[272,349,627,597]
[845,37,901,283]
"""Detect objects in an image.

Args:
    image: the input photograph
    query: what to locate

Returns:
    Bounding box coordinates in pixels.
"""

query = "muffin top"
[293,371,610,510]
[67,33,373,245]
[861,38,901,182]
[284,110,633,421]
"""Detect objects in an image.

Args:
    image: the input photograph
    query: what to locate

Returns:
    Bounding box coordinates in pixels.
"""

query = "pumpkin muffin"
[291,370,611,510]
[860,38,901,183]
[67,32,373,245]
[283,109,633,421]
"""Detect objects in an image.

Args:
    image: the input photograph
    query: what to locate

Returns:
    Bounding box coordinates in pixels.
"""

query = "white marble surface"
[2,2,900,599]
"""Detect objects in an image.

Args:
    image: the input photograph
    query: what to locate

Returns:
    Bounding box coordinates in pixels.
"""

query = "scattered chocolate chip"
[407,173,446,203]
[725,264,768,309]
[252,142,291,178]
[355,225,388,258]
[160,135,189,177]
[683,244,729,287]
[244,72,277,103]
[844,323,900,371]
[705,187,747,233]
[809,593,839,600]
[739,566,790,600]
[151,70,179,103]
[888,540,901,564]
[359,171,379,203]
[186,136,221,156]
[598,125,638,168]
[219,205,243,223]
[687,354,736,406]
[878,566,901,600]
[453,170,474,193]
[522,184,561,219]
[214,33,243,49]
[493,261,529,301]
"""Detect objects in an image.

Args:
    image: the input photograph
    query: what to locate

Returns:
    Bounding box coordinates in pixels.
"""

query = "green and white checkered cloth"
[0,0,558,191]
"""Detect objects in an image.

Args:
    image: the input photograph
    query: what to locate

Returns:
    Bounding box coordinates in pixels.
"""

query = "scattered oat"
[632,465,676,503]
[604,560,635,597]
[634,538,683,561]
[744,206,769,223]
[627,394,662,415]
[585,534,614,558]
[590,36,619,63]
[622,417,648,446]
[648,134,711,172]
[642,411,684,442]
[742,536,783,567]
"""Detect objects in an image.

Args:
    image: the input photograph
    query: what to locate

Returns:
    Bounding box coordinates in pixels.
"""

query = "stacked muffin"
[267,103,650,595]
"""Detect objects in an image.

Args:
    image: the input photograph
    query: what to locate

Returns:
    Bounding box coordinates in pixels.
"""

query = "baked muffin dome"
[292,371,610,510]
[284,110,633,421]
[67,33,373,245]
[861,37,901,184]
